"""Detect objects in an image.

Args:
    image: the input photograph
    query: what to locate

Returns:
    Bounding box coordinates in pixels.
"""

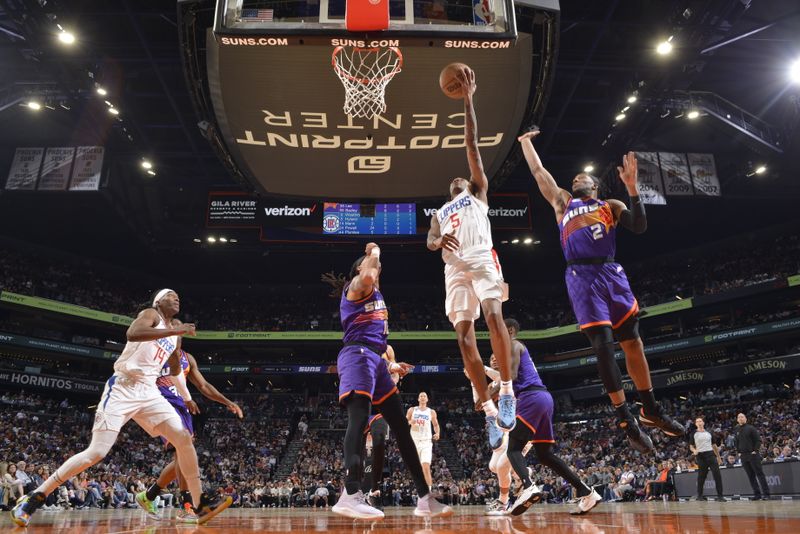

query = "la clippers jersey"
[340,283,388,353]
[437,190,493,263]
[410,407,433,441]
[156,350,190,396]
[513,344,545,396]
[113,314,178,380]
[559,197,617,262]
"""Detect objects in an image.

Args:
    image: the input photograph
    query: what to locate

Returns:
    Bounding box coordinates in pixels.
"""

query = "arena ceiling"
[0,0,798,281]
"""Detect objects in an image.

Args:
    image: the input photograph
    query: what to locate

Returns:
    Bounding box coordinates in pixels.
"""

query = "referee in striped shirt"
[690,416,725,501]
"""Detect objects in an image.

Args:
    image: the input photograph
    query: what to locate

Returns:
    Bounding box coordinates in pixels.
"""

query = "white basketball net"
[332,46,403,119]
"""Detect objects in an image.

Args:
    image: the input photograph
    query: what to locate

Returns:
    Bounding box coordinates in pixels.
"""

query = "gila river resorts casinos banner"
[206,191,531,240]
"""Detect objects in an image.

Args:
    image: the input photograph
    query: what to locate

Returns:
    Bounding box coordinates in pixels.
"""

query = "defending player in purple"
[518,129,686,456]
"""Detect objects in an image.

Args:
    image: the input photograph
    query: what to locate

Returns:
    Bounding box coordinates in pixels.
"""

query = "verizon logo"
[263,205,316,217]
[488,207,528,217]
[423,208,438,217]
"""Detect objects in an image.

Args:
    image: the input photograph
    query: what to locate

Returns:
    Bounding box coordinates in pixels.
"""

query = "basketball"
[439,62,470,99]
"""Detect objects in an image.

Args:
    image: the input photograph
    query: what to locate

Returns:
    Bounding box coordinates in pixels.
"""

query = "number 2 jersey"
[437,189,493,265]
[559,197,617,262]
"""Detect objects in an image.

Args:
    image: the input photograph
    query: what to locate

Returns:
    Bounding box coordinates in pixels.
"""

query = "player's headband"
[152,288,175,307]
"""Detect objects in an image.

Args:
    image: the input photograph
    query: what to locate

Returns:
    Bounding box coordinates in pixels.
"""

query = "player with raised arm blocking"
[427,66,516,451]
[516,129,685,453]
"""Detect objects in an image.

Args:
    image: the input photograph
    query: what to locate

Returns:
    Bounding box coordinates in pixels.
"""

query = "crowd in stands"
[1,231,798,333]
[3,376,800,511]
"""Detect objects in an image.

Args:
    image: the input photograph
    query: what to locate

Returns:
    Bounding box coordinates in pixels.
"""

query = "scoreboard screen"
[322,203,416,235]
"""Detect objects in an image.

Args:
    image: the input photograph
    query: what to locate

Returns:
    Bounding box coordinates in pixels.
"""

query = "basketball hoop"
[332,46,403,119]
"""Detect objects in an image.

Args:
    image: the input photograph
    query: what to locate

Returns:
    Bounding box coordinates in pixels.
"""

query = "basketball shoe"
[11,492,46,527]
[332,489,384,519]
[413,493,453,517]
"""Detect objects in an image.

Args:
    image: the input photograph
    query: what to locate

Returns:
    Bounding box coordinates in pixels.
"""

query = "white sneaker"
[570,489,602,515]
[332,489,384,520]
[413,493,453,518]
[508,484,543,516]
[484,498,509,516]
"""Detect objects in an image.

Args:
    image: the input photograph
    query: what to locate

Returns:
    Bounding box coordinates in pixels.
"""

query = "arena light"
[500,240,509,244]
[615,113,626,121]
[193,238,201,243]
[583,164,595,173]
[146,169,156,176]
[27,101,42,110]
[686,110,700,120]
[207,236,217,243]
[511,238,520,244]
[219,237,228,243]
[57,30,76,45]
[108,107,119,115]
[790,58,800,84]
[141,160,153,170]
[534,240,541,245]
[230,238,238,243]
[754,165,767,175]
[523,237,533,245]
[96,86,107,96]
[627,95,638,104]
[656,37,674,56]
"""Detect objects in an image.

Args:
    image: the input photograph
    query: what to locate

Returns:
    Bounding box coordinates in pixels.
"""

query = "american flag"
[241,8,274,22]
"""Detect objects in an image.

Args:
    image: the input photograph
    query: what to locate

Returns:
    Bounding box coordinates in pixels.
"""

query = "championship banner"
[659,152,694,196]
[5,147,43,190]
[69,146,105,191]
[687,153,721,196]
[38,147,76,191]
[0,369,103,395]
[635,152,667,205]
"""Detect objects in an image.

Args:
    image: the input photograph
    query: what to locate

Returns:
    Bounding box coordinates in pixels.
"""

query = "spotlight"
[108,107,119,115]
[754,165,767,175]
[141,160,153,170]
[523,237,533,245]
[790,58,800,84]
[219,237,228,243]
[96,87,107,96]
[511,238,520,244]
[656,37,674,56]
[193,238,201,243]
[146,170,156,176]
[27,101,42,110]
[534,240,541,245]
[58,30,76,45]
[230,239,238,243]
[615,113,626,121]
[686,110,700,120]
[583,165,594,173]
[627,95,638,104]
[207,236,217,243]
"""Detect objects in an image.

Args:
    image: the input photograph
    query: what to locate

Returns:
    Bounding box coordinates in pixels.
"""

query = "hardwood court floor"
[5,502,800,533]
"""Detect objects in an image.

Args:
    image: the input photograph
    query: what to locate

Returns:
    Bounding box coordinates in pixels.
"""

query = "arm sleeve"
[172,371,193,402]
[617,196,647,234]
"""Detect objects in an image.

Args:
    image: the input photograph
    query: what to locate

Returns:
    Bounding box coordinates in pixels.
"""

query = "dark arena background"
[1,0,800,532]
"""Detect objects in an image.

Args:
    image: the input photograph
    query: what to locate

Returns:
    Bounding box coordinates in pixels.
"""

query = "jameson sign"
[0,370,103,394]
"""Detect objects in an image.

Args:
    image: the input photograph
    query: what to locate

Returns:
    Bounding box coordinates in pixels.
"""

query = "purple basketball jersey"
[340,283,389,353]
[156,350,190,397]
[559,197,617,261]
[513,343,545,395]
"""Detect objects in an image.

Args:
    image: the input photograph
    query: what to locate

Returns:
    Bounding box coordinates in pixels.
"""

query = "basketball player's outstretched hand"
[439,232,460,252]
[394,362,415,377]
[186,400,200,415]
[176,323,196,337]
[617,151,638,188]
[460,66,476,98]
[517,129,541,142]
[365,242,379,256]
[228,402,244,419]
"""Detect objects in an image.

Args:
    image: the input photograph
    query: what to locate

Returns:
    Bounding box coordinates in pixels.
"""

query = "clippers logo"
[348,156,391,174]
[323,214,341,233]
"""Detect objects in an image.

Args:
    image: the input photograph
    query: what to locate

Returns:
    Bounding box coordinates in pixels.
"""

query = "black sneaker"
[715,497,726,502]
[618,417,654,453]
[640,407,687,437]
[697,496,708,501]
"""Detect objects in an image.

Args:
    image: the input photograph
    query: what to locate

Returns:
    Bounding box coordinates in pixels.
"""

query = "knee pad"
[615,316,640,342]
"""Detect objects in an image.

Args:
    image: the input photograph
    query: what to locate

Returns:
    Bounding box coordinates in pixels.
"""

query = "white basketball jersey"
[437,190,493,264]
[113,315,178,381]
[410,407,433,442]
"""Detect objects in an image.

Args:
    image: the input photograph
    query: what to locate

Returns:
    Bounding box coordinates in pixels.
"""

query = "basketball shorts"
[565,263,639,330]
[337,345,398,405]
[444,247,509,325]
[158,387,195,448]
[93,375,183,438]
[414,439,433,464]
[515,390,555,443]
